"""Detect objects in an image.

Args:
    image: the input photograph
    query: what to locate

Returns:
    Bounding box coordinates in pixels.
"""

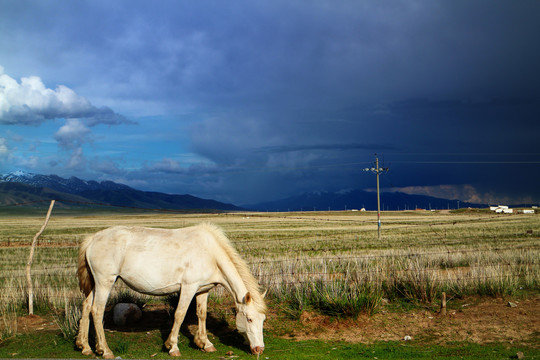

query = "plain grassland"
[0,209,539,330]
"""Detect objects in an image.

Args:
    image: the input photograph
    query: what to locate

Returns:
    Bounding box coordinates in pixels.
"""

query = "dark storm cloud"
[385,97,540,152]
[3,1,540,104]
[5,1,539,114]
[259,143,397,154]
[1,0,539,204]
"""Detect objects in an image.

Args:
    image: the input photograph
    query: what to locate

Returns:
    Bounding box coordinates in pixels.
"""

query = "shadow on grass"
[94,297,252,356]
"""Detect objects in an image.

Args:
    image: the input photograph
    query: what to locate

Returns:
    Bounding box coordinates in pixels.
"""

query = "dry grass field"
[0,208,539,350]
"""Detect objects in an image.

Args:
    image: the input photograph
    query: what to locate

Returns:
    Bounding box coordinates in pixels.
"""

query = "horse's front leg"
[165,284,198,357]
[194,291,216,352]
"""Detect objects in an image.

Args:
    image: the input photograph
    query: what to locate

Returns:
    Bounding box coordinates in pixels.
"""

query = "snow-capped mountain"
[0,171,132,194]
[0,171,241,211]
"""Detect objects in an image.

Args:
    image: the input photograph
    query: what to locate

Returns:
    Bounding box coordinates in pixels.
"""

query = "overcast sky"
[1,0,539,205]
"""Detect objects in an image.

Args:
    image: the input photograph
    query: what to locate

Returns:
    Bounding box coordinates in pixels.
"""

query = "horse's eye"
[247,318,253,323]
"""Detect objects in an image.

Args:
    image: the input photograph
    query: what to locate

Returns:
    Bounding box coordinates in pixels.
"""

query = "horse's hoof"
[81,349,94,356]
[203,345,217,352]
[169,350,181,357]
[103,353,115,359]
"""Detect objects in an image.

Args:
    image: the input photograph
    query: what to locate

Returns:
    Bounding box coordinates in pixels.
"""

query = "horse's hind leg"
[165,284,198,357]
[194,292,216,352]
[91,277,116,359]
[76,291,94,356]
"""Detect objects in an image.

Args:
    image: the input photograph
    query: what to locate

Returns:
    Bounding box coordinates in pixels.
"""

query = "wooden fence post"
[26,200,55,315]
[440,291,447,316]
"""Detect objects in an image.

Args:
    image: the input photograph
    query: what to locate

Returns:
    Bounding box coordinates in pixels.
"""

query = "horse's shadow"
[99,298,251,355]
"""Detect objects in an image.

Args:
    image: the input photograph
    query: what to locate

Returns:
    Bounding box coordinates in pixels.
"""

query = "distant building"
[490,205,513,214]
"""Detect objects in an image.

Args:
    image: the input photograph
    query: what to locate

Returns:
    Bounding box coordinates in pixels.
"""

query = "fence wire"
[0,200,538,307]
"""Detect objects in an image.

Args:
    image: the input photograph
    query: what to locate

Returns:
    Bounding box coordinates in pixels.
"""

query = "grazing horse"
[76,223,267,358]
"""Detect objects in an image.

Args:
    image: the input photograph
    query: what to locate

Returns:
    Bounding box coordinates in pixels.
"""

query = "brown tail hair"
[77,235,94,296]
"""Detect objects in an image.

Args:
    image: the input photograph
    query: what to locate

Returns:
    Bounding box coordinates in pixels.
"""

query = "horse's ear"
[243,292,252,305]
[261,289,267,298]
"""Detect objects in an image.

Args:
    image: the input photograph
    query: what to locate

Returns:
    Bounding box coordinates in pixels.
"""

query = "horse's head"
[236,292,266,355]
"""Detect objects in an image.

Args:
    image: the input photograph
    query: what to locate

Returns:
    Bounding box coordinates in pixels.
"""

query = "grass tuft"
[53,299,81,341]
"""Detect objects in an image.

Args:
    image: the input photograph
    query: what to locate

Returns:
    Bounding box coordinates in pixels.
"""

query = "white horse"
[76,223,267,358]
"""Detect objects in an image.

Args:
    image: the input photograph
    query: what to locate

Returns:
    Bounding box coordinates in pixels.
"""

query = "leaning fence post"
[26,200,55,315]
[440,291,447,316]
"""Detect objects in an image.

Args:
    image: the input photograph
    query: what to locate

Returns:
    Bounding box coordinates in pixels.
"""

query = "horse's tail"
[77,235,94,297]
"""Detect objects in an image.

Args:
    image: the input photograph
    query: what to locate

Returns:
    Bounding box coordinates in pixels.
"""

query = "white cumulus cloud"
[0,66,130,126]
[54,119,92,150]
[53,119,92,169]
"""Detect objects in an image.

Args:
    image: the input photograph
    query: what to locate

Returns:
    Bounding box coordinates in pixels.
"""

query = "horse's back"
[84,225,221,295]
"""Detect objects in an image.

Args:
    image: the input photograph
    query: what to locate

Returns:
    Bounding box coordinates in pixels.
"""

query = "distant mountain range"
[0,171,241,211]
[244,189,487,212]
[1,171,492,213]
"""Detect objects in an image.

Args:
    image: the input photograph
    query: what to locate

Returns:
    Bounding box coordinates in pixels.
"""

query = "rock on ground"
[113,303,142,327]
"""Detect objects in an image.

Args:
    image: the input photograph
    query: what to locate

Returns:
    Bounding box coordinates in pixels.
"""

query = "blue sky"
[1,0,539,205]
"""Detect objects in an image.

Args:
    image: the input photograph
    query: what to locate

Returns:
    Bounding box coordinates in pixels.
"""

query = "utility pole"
[363,156,389,239]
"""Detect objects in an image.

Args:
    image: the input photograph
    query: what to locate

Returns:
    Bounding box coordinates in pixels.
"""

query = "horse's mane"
[197,223,267,314]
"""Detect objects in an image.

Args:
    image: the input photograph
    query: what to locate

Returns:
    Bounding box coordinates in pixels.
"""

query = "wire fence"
[0,200,538,309]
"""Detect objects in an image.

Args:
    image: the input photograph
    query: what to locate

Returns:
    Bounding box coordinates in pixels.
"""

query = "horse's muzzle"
[251,346,264,355]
